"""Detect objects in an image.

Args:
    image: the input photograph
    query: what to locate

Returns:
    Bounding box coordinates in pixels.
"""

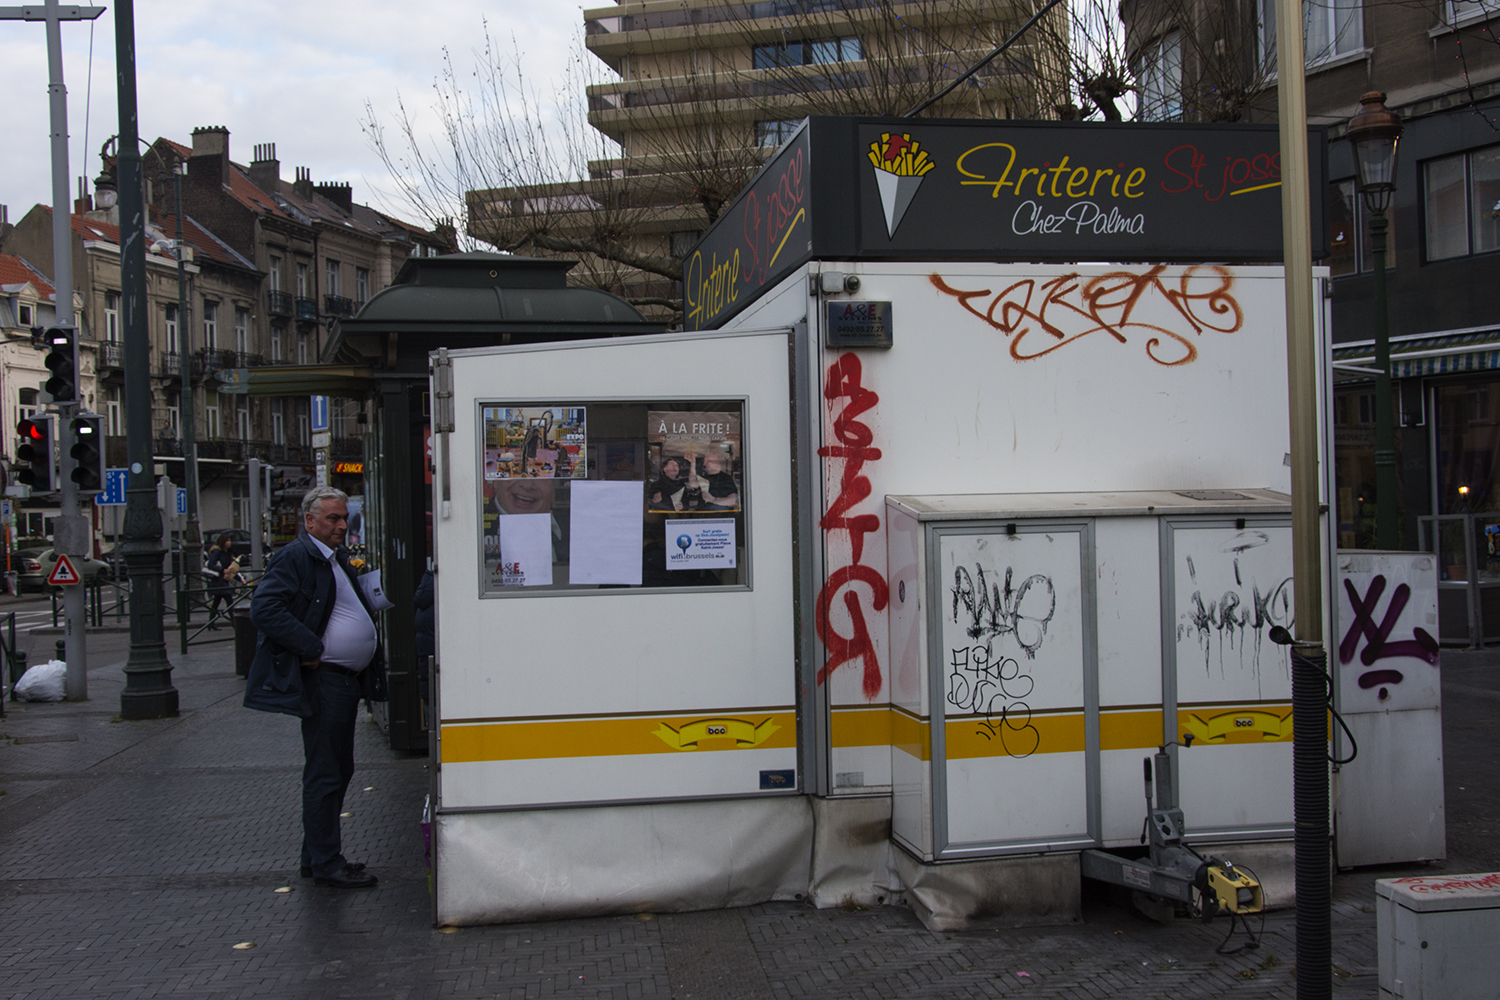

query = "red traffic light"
[17,419,44,441]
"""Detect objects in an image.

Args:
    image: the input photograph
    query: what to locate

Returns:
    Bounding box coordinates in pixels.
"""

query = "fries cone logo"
[868,132,936,238]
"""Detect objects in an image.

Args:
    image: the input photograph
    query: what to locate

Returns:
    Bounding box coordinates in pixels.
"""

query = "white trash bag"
[14,659,67,702]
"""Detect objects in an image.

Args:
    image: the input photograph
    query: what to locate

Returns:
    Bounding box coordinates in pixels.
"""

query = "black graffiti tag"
[951,564,1056,659]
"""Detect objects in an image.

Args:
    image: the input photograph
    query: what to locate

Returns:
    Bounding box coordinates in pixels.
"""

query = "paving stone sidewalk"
[1,621,1495,1000]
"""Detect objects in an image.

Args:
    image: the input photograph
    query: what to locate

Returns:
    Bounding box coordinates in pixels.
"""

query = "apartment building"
[1124,0,1500,596]
[466,0,1066,322]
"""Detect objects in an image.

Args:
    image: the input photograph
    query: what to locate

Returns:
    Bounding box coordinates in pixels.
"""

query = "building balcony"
[271,441,311,464]
[323,294,354,318]
[159,352,183,377]
[295,297,318,322]
[268,290,294,316]
[329,435,364,460]
[98,342,124,369]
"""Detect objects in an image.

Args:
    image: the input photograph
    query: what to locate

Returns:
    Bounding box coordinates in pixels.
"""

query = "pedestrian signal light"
[15,414,56,491]
[69,414,105,493]
[43,327,78,403]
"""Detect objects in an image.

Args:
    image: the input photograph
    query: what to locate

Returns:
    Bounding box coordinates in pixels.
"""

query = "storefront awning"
[1332,327,1500,379]
[214,364,375,396]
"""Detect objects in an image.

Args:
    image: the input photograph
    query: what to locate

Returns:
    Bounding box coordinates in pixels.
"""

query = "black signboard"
[825,301,893,348]
[683,116,1328,332]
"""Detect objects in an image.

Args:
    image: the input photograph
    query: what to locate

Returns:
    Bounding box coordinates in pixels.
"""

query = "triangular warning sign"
[47,554,82,586]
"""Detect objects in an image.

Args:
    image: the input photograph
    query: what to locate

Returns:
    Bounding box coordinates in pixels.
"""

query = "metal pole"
[115,0,178,719]
[0,1,106,699]
[176,166,202,557]
[1274,0,1331,993]
[248,457,263,571]
[1370,214,1398,549]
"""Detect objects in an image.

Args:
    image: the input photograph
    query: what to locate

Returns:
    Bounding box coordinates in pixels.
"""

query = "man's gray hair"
[301,486,349,519]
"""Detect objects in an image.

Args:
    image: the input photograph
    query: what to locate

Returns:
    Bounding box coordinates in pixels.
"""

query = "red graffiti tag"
[929,265,1242,366]
[815,354,888,699]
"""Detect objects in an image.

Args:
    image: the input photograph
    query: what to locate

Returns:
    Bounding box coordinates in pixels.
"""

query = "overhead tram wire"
[901,0,1069,119]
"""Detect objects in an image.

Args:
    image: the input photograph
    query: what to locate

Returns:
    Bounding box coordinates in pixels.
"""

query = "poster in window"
[482,406,586,479]
[481,479,568,589]
[645,410,741,513]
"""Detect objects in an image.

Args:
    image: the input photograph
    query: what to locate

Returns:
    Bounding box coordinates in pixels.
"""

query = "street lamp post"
[1347,91,1405,550]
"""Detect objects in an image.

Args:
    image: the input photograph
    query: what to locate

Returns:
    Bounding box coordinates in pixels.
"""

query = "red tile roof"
[32,206,257,273]
[0,253,56,296]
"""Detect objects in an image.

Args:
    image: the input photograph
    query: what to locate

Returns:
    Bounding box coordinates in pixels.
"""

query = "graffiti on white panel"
[946,564,1056,757]
[928,265,1243,367]
[1339,575,1439,701]
[1176,531,1293,683]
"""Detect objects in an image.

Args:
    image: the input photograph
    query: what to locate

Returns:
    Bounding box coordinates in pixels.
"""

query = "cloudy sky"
[1,1,583,232]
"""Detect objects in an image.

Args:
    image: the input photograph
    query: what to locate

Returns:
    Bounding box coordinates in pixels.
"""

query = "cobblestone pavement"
[1,620,1495,1000]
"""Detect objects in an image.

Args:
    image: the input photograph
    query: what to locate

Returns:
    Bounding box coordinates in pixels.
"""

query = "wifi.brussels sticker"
[665,518,737,571]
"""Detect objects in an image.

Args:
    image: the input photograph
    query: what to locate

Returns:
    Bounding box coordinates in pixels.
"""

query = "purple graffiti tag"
[1340,575,1440,670]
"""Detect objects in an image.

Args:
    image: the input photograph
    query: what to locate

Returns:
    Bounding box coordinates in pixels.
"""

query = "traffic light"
[43,327,78,403]
[15,415,56,491]
[69,414,105,492]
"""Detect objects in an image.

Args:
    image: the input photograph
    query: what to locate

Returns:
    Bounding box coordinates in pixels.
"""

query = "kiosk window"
[478,400,747,595]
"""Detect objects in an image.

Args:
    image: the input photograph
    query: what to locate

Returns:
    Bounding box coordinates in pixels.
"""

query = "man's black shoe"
[314,865,377,888]
[301,861,365,879]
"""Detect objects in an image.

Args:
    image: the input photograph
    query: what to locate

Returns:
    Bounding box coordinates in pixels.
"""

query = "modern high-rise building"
[466,0,1071,322]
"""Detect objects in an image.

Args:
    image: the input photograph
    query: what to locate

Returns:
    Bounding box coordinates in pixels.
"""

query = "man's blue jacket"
[245,533,388,717]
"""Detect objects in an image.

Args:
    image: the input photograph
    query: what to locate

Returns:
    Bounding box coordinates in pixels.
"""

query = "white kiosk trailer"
[428,116,1348,928]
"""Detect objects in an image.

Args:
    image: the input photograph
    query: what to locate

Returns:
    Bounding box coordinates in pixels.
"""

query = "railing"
[154,436,185,457]
[160,352,183,376]
[195,347,238,372]
[330,435,365,460]
[176,576,258,653]
[98,342,124,368]
[271,442,311,464]
[268,290,294,316]
[324,294,354,318]
[295,297,318,322]
[1,611,23,711]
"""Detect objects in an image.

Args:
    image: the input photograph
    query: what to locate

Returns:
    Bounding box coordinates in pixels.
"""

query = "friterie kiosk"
[428,116,1342,928]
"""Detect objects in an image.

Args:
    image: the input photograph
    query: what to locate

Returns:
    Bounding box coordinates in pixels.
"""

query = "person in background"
[203,533,238,624]
[246,486,387,889]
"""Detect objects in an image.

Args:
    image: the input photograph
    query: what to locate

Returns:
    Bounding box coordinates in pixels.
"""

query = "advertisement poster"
[665,519,737,571]
[483,406,586,479]
[646,410,742,513]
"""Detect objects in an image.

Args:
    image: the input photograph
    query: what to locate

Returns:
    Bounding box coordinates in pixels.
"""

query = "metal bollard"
[56,638,66,663]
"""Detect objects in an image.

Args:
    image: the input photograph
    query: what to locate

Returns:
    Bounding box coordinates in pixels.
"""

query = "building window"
[325,259,341,297]
[1135,32,1182,122]
[355,267,370,304]
[755,119,803,148]
[271,328,283,363]
[105,388,121,435]
[205,389,221,439]
[234,306,250,354]
[105,291,120,342]
[298,411,310,446]
[296,262,309,298]
[1260,0,1364,70]
[1444,0,1500,28]
[297,333,309,365]
[18,302,32,326]
[331,398,348,438]
[165,304,179,355]
[1424,145,1500,261]
[272,398,285,445]
[1328,178,1397,275]
[203,301,218,350]
[753,36,860,68]
[237,402,250,440]
[268,254,281,292]
[231,482,248,530]
[19,387,38,423]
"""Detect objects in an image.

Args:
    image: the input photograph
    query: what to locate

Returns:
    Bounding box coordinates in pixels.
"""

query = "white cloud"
[0,0,581,233]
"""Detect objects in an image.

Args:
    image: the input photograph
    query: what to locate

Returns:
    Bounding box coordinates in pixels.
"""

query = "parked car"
[13,546,53,592]
[202,529,256,561]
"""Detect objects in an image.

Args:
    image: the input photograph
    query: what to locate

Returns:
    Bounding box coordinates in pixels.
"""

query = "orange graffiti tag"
[928,265,1243,366]
[815,354,888,700]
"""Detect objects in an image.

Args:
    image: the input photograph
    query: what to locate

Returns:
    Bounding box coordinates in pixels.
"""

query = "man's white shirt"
[307,535,378,671]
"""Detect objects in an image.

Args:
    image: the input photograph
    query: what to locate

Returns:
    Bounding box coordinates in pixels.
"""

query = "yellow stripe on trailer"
[442,710,797,763]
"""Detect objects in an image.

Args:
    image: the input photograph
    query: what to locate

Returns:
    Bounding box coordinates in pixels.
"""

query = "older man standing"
[246,486,386,888]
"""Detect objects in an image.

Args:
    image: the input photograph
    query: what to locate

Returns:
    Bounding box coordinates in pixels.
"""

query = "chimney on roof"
[249,142,279,195]
[315,181,353,214]
[293,166,314,201]
[190,125,231,186]
[74,176,92,215]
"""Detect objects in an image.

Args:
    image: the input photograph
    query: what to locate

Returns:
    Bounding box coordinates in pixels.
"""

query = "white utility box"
[1377,872,1500,999]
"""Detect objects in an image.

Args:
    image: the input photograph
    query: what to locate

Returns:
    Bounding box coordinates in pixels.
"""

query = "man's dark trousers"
[300,668,363,878]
